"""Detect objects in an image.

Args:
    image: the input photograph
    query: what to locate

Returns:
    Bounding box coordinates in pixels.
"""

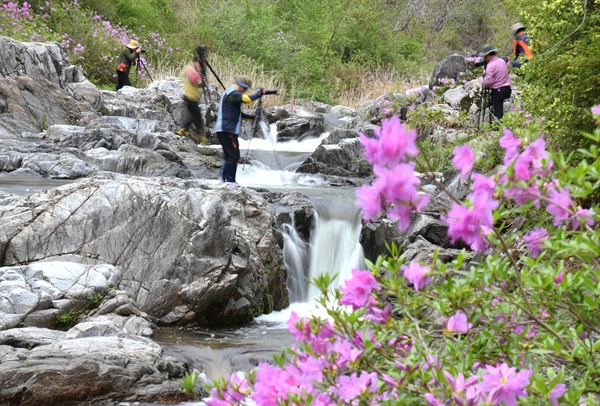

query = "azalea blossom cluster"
[446,128,595,253]
[356,115,429,230]
[0,0,174,84]
[431,76,457,94]
[205,105,600,405]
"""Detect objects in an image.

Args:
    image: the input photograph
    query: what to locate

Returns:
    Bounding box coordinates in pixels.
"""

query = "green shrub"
[516,0,600,155]
[178,369,200,395]
[87,293,106,308]
[55,309,79,328]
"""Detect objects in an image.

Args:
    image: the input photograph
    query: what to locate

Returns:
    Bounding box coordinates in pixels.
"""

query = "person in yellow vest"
[177,46,208,144]
[508,22,533,69]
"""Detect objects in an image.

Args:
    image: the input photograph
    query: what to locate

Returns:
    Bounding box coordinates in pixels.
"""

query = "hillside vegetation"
[1,0,599,152]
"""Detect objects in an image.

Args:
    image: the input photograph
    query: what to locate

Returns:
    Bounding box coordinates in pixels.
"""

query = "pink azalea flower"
[504,185,541,208]
[571,207,596,229]
[442,197,499,252]
[356,184,383,220]
[294,356,324,384]
[359,115,418,167]
[251,362,292,405]
[287,311,311,342]
[359,162,429,231]
[445,310,472,333]
[546,183,574,226]
[364,298,393,324]
[443,371,480,394]
[478,363,532,406]
[402,261,432,290]
[424,393,445,406]
[335,371,378,402]
[332,338,363,369]
[499,128,521,165]
[549,383,567,406]
[452,144,475,179]
[522,227,548,258]
[469,173,496,201]
[592,104,600,115]
[339,269,381,309]
[554,273,564,284]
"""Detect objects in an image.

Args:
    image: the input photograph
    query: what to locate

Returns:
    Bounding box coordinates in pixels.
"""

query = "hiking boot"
[187,131,207,145]
[177,128,190,138]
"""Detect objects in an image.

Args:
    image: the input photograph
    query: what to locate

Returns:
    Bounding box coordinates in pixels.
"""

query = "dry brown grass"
[337,67,430,108]
[150,52,286,108]
[149,52,431,110]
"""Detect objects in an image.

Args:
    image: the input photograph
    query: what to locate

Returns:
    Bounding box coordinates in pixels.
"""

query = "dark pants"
[217,132,240,183]
[116,71,131,91]
[491,86,512,120]
[182,96,203,135]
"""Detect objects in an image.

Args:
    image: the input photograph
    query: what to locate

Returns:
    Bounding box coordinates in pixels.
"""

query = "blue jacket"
[215,85,260,134]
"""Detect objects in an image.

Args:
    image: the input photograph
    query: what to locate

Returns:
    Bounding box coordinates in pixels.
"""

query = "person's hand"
[254,88,264,98]
[135,47,142,53]
[477,76,484,84]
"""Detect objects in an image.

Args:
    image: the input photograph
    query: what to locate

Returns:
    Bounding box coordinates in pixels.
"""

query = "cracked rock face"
[0,173,289,328]
[0,329,189,405]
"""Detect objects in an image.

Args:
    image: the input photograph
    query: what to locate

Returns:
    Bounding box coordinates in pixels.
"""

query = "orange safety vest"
[513,36,533,60]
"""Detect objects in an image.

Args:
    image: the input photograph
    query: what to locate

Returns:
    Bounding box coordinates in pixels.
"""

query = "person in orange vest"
[508,23,533,69]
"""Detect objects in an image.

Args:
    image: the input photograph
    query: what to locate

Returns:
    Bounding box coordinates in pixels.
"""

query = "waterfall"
[282,221,310,302]
[282,200,364,304]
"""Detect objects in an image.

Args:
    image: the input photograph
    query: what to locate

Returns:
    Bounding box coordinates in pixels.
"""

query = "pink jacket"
[482,56,510,89]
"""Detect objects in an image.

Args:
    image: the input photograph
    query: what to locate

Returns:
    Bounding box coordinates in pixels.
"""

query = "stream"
[0,118,365,405]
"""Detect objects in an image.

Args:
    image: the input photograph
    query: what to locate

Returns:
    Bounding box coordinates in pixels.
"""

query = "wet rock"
[0,331,188,405]
[0,174,289,327]
[276,110,325,142]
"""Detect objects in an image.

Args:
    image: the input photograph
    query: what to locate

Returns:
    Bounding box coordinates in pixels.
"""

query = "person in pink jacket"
[478,44,512,120]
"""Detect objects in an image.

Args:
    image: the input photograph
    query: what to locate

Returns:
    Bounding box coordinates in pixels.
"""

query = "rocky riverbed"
[0,35,505,404]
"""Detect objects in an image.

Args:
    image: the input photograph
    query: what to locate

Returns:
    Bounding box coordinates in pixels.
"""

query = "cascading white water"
[282,221,310,302]
[236,121,365,306]
[280,200,364,305]
[305,201,364,301]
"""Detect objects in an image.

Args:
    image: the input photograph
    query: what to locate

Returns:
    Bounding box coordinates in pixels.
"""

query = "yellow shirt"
[182,62,204,102]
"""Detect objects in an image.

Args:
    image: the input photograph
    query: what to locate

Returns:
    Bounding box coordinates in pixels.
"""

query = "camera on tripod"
[195,45,207,60]
[138,47,148,53]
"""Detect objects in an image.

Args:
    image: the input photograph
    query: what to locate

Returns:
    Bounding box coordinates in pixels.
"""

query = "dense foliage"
[1,0,517,101]
[0,0,173,87]
[513,0,600,149]
[205,108,600,405]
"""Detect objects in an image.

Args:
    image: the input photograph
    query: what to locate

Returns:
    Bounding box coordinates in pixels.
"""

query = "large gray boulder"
[296,128,372,178]
[0,35,84,87]
[0,328,188,405]
[0,75,99,137]
[0,174,289,327]
[429,54,468,89]
[0,115,225,179]
[275,110,326,142]
[0,261,121,330]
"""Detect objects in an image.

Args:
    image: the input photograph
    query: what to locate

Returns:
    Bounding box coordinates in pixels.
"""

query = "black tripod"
[242,96,265,170]
[477,86,492,130]
[134,57,153,87]
[202,58,225,90]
